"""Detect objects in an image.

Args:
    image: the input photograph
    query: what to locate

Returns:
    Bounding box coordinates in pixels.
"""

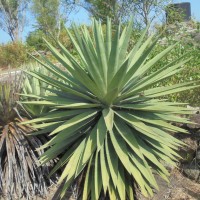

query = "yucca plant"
[0,74,54,199]
[21,63,52,117]
[21,19,198,200]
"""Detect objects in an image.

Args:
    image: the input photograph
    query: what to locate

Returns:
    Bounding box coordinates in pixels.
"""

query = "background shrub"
[26,30,48,51]
[26,28,73,51]
[148,21,200,106]
[0,42,30,69]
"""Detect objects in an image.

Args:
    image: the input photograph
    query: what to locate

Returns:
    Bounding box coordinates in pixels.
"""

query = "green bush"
[26,28,73,51]
[149,21,200,106]
[22,19,197,200]
[26,30,47,51]
[0,42,29,69]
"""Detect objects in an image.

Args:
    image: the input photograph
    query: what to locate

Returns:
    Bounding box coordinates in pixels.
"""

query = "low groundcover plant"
[21,18,198,200]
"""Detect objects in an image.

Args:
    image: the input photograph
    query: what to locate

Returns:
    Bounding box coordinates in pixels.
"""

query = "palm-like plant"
[0,74,53,199]
[22,19,197,200]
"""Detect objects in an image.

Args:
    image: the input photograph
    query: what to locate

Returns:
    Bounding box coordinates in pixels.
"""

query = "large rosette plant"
[21,19,197,200]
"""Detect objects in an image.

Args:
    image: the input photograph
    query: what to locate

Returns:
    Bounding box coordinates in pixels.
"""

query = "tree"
[84,0,118,24]
[82,0,135,24]
[32,0,75,39]
[82,0,173,27]
[32,0,61,38]
[0,0,29,41]
[131,0,173,27]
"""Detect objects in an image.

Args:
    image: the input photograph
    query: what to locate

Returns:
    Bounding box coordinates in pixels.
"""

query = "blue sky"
[0,0,199,43]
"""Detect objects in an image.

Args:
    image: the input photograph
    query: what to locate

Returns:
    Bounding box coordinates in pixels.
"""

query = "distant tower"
[166,2,191,23]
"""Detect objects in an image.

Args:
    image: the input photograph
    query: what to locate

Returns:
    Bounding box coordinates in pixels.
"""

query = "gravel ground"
[138,167,200,200]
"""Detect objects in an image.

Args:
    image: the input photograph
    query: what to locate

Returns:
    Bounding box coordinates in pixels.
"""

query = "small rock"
[187,114,200,129]
[198,173,200,183]
[178,137,197,163]
[170,188,196,200]
[160,160,176,171]
[187,105,200,114]
[196,149,200,160]
[179,149,196,163]
[195,129,200,139]
[183,163,200,181]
